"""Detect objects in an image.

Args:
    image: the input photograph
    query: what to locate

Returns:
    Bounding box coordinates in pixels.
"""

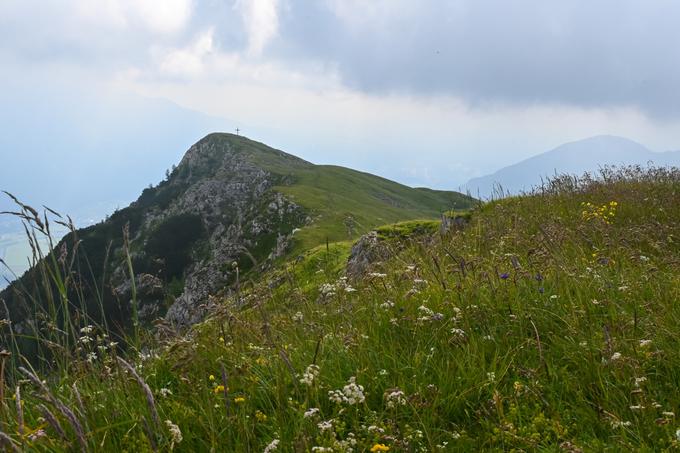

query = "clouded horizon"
[2,0,680,198]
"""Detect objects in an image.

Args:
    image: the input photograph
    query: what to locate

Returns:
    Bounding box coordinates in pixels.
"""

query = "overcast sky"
[2,0,680,192]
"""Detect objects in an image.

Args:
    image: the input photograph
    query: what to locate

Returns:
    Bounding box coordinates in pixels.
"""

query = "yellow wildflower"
[370,444,390,452]
[209,374,215,381]
[213,385,225,394]
[234,396,246,404]
[513,381,524,394]
[255,410,267,422]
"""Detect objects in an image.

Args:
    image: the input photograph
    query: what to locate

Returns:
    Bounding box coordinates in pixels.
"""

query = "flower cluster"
[417,305,444,322]
[165,420,183,448]
[328,376,365,405]
[300,364,320,386]
[263,439,280,453]
[384,389,407,408]
[581,201,618,224]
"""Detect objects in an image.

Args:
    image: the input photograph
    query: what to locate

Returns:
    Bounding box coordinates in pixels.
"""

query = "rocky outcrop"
[106,135,309,329]
[439,213,469,234]
[346,231,392,279]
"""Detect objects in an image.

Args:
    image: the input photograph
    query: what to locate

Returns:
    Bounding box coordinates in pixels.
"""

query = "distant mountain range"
[465,135,680,198]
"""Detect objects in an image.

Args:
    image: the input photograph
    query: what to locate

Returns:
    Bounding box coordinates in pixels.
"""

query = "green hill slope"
[1,166,678,451]
[204,134,474,252]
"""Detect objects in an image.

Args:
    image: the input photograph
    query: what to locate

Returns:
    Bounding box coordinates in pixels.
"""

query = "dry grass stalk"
[0,430,21,452]
[14,386,24,436]
[18,366,88,452]
[116,357,160,427]
[0,350,10,405]
[141,416,158,452]
[38,403,67,439]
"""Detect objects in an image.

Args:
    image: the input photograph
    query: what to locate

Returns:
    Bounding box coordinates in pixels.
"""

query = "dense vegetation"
[0,166,678,451]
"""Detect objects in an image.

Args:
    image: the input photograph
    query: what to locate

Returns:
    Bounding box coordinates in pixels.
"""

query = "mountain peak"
[466,135,679,197]
[177,133,313,182]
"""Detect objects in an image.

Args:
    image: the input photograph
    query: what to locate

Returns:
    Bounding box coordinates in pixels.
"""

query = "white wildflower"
[629,405,644,410]
[417,305,443,322]
[159,388,173,397]
[611,420,632,428]
[634,376,647,387]
[380,301,395,309]
[662,411,675,417]
[342,377,365,405]
[304,407,320,418]
[80,325,94,334]
[486,372,496,383]
[344,286,357,293]
[28,429,47,442]
[300,364,320,386]
[369,272,387,278]
[264,439,280,453]
[312,448,333,452]
[329,376,365,405]
[676,428,680,441]
[450,328,466,338]
[328,390,344,404]
[319,283,336,296]
[384,389,407,408]
[292,311,304,322]
[86,352,97,363]
[639,339,652,347]
[610,352,622,361]
[165,420,183,447]
[317,420,333,431]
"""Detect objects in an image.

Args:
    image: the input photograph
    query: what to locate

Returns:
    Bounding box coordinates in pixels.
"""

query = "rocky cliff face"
[126,135,309,328]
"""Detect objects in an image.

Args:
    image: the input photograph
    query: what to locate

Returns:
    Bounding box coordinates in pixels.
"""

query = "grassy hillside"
[1,166,678,451]
[207,134,475,252]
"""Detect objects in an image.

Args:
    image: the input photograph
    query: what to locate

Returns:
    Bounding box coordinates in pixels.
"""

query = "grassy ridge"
[209,134,475,252]
[0,166,679,451]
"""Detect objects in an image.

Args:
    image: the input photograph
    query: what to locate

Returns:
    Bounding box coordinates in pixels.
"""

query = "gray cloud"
[272,0,680,116]
[3,1,678,117]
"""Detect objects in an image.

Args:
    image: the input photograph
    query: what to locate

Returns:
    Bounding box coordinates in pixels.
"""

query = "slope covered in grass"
[210,134,475,252]
[1,166,679,451]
